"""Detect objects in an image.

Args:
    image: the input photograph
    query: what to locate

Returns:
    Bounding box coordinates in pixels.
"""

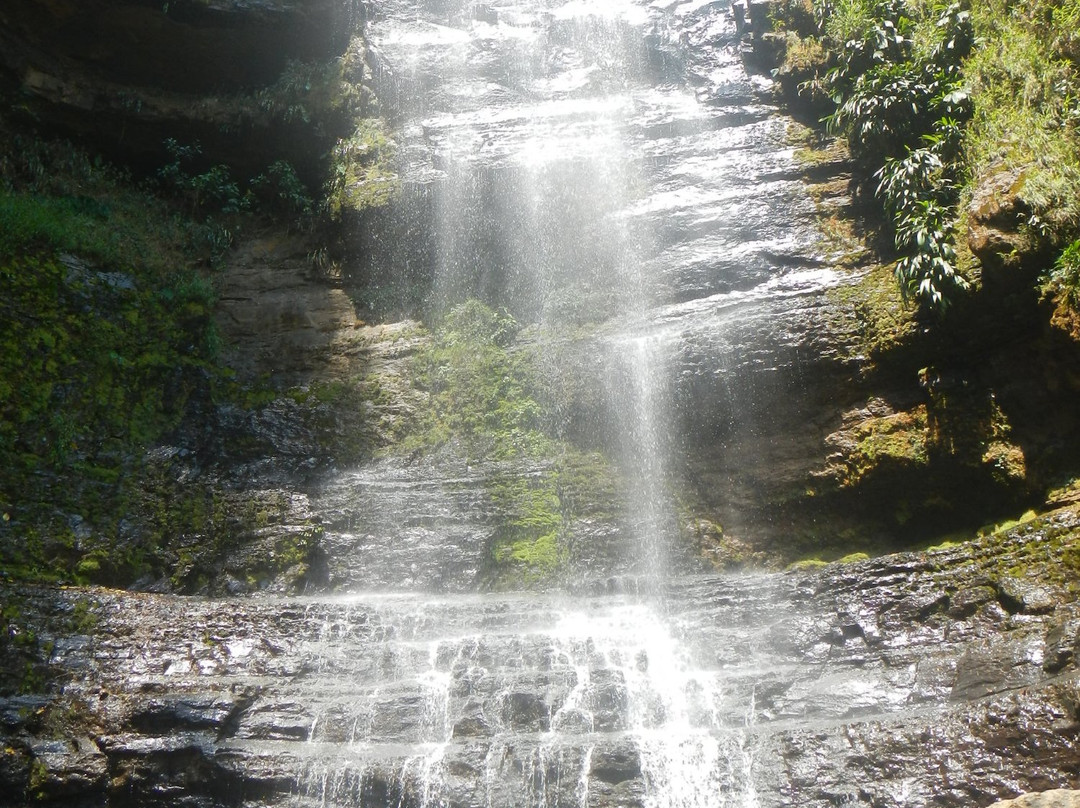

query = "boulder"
[989,791,1080,808]
[966,168,1041,289]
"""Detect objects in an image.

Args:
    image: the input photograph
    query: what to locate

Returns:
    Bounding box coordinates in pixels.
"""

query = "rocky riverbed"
[4,505,1080,806]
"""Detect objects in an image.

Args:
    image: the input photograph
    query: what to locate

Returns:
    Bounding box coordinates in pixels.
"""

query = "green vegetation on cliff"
[0,128,227,582]
[775,0,1080,314]
[403,301,623,586]
[0,10,406,589]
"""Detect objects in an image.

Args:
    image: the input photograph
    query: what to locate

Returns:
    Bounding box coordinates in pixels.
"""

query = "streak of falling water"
[289,595,760,807]
[613,331,677,590]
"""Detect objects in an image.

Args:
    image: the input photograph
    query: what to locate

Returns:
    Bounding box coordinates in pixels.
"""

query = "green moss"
[787,557,829,571]
[398,302,627,586]
[494,530,561,576]
[837,551,871,563]
[325,118,400,217]
[831,405,930,489]
[0,250,219,580]
[27,756,48,801]
[66,599,98,634]
[925,539,960,552]
[488,471,564,583]
[405,301,547,460]
[0,125,243,585]
[828,263,918,357]
[406,302,559,582]
[977,508,1039,538]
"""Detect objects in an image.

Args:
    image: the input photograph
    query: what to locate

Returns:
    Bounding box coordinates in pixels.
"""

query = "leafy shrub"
[892,198,966,307]
[157,139,247,216]
[781,0,1080,314]
[250,160,314,226]
[817,0,972,311]
[256,60,345,125]
[325,119,400,217]
[1048,239,1080,308]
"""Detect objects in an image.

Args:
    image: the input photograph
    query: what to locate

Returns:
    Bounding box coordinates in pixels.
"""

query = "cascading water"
[276,0,824,803]
[280,591,761,808]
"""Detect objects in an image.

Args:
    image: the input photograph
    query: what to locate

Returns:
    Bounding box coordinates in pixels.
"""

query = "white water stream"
[291,593,762,807]
[291,0,834,801]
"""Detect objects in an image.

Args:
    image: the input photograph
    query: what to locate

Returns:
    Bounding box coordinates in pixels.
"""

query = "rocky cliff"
[0,0,359,180]
[2,0,1080,805]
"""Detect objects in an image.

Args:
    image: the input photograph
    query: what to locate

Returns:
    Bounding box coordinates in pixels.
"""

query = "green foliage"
[1048,239,1080,308]
[325,119,400,217]
[158,139,247,216]
[251,52,396,220]
[820,0,887,46]
[892,198,966,307]
[155,139,244,264]
[157,139,319,240]
[962,0,1080,252]
[0,254,219,539]
[409,301,546,460]
[818,2,973,311]
[782,33,830,75]
[800,0,978,312]
[256,59,348,127]
[0,138,192,274]
[771,0,818,36]
[404,302,628,585]
[0,131,234,585]
[250,160,314,226]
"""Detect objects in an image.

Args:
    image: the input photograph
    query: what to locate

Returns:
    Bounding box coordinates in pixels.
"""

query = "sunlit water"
[290,594,761,808]
[293,0,844,801]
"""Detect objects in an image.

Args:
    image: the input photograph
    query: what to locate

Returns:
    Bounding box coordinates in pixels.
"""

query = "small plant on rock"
[1048,239,1080,309]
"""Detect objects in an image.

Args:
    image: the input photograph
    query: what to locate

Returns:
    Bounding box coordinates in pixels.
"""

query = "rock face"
[1,0,346,95]
[215,235,405,388]
[990,792,1080,808]
[966,168,1039,289]
[4,510,1080,806]
[0,0,355,176]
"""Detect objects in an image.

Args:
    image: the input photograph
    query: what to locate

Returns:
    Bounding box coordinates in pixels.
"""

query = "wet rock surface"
[4,510,1080,806]
[348,0,889,553]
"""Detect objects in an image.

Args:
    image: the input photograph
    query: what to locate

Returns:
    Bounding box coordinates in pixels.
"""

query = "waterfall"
[278,0,821,803]
[184,0,871,800]
[286,592,760,808]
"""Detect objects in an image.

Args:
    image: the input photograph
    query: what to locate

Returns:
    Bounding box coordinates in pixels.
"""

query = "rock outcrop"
[990,792,1080,808]
[0,0,358,178]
